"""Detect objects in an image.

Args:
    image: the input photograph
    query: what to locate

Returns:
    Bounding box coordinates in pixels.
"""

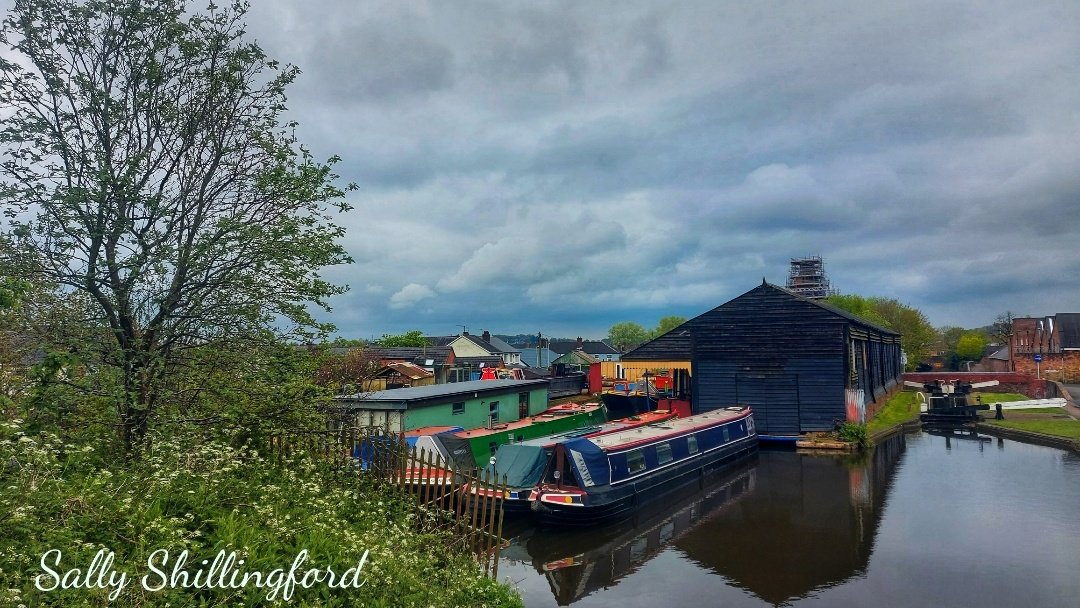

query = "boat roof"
[510,410,677,448]
[405,426,463,437]
[451,402,604,439]
[585,407,750,451]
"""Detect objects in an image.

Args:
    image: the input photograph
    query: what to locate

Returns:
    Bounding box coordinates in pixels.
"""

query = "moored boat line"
[531,407,757,525]
[467,409,682,509]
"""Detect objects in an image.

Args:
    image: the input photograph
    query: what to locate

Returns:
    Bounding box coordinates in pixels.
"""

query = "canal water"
[498,431,1080,607]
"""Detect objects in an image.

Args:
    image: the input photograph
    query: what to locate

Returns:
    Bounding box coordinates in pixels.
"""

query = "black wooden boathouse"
[622,281,903,435]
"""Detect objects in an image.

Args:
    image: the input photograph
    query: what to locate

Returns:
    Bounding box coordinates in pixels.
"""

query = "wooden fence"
[265,426,509,578]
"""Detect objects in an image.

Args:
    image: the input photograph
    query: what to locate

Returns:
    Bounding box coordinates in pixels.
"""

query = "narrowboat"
[467,410,680,511]
[434,402,607,469]
[530,407,757,525]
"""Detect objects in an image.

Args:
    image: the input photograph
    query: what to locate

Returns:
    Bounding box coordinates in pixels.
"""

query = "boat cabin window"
[452,401,465,415]
[722,427,730,443]
[656,443,673,465]
[627,449,646,474]
[489,401,500,423]
[687,434,699,454]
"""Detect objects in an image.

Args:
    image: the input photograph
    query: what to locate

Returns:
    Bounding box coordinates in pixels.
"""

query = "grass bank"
[866,391,1030,436]
[983,419,1080,441]
[982,406,1080,442]
[0,421,522,607]
[867,391,921,436]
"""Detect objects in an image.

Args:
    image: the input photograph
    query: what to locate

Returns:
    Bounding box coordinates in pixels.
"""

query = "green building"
[334,379,551,432]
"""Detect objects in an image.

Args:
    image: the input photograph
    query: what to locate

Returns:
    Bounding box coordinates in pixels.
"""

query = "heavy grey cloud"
[238,0,1080,336]
[11,0,1080,337]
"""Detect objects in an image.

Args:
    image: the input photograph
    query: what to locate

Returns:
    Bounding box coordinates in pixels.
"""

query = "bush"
[0,421,522,607]
[834,421,871,450]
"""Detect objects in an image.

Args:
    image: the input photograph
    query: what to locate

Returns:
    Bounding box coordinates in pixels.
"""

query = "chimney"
[576,337,583,348]
[482,330,491,343]
[462,330,469,336]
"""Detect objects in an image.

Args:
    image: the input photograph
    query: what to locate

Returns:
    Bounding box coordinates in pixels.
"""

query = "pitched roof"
[374,362,435,380]
[520,347,559,367]
[1057,313,1080,349]
[328,346,453,365]
[622,281,898,361]
[548,339,619,356]
[988,347,1010,361]
[485,335,521,354]
[553,349,601,365]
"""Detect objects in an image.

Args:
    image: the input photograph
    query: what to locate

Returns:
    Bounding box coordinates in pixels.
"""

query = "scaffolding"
[786,256,837,299]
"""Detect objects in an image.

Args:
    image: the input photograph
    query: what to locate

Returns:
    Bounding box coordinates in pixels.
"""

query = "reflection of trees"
[675,435,906,605]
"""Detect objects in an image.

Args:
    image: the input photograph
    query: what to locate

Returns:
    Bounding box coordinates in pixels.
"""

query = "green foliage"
[607,321,650,351]
[834,421,870,449]
[938,326,965,354]
[986,418,1080,441]
[824,294,891,328]
[955,331,989,362]
[651,315,687,339]
[866,391,922,435]
[377,330,428,348]
[825,294,936,371]
[0,421,522,607]
[0,0,354,448]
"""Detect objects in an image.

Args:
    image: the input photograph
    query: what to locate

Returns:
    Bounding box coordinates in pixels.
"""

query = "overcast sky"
[18,1,1080,339]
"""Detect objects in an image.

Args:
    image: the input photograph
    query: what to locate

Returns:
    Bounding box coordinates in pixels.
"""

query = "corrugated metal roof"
[336,378,550,403]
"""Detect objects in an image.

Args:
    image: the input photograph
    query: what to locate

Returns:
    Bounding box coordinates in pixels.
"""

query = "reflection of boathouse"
[675,436,906,605]
[506,434,906,606]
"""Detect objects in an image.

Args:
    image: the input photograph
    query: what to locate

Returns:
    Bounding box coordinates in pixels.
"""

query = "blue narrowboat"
[468,410,680,511]
[530,407,757,525]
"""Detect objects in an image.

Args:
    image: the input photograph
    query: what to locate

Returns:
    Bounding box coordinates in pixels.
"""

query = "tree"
[377,330,427,348]
[954,331,989,364]
[823,294,891,328]
[825,294,937,371]
[651,315,687,339]
[0,0,353,449]
[938,326,965,355]
[607,322,649,352]
[990,311,1016,346]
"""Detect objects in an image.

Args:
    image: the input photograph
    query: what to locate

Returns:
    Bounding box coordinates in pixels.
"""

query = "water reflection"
[503,434,906,606]
[501,458,756,605]
[675,435,905,605]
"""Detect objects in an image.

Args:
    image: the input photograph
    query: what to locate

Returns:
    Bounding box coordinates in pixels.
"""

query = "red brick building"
[1009,313,1080,382]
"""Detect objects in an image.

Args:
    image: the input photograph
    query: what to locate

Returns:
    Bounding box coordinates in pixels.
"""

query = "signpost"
[1034,353,1042,379]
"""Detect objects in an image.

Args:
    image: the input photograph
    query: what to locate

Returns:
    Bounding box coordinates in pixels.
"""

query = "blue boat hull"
[532,434,758,526]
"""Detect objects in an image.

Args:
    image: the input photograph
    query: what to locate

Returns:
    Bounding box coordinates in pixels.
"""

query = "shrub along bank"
[0,421,522,607]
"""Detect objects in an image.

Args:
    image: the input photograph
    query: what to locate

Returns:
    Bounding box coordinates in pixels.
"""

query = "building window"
[489,400,500,423]
[627,449,646,474]
[687,434,699,454]
[656,443,673,465]
[452,401,464,415]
